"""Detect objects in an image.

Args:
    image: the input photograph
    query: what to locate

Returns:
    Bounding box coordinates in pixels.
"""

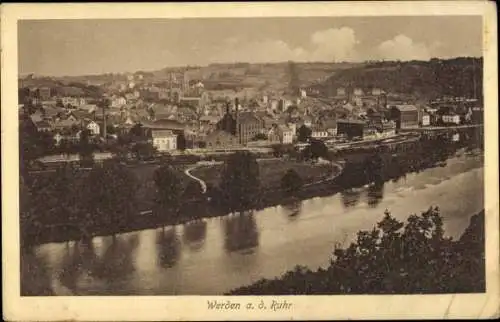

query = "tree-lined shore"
[21,127,483,247]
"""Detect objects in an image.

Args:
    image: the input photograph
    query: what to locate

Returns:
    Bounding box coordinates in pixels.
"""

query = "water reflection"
[22,149,484,295]
[21,247,53,296]
[58,239,98,290]
[183,220,207,252]
[366,181,385,208]
[223,212,259,253]
[156,227,181,268]
[91,234,139,282]
[392,174,406,184]
[341,188,362,208]
[282,200,303,220]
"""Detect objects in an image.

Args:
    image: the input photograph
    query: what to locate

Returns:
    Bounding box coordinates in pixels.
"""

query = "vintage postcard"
[2,1,499,321]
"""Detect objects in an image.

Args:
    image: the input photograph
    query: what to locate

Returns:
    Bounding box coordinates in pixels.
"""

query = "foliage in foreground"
[228,208,485,294]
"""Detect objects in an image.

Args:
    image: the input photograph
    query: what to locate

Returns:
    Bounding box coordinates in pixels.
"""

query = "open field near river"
[190,159,336,190]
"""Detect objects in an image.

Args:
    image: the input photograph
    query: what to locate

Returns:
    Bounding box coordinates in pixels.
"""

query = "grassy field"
[190,159,335,190]
[130,163,193,211]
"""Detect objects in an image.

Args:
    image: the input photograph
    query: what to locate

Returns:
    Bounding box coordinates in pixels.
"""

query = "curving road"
[183,158,281,195]
[183,158,343,196]
[184,166,208,194]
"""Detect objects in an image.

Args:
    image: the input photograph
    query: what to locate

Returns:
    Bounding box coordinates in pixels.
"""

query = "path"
[184,166,208,194]
[183,158,282,196]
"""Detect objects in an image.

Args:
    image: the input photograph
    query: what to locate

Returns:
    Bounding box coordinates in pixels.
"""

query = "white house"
[268,125,294,144]
[311,127,329,139]
[61,97,85,107]
[287,122,297,137]
[54,132,63,146]
[442,114,461,125]
[421,114,431,126]
[86,121,101,136]
[327,127,338,137]
[111,96,127,108]
[280,125,294,144]
[152,129,177,152]
[353,88,364,96]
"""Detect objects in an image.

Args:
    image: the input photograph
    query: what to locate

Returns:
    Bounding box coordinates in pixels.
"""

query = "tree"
[297,124,312,142]
[78,129,94,168]
[177,132,186,151]
[81,160,138,229]
[19,115,44,173]
[364,153,385,183]
[111,134,131,162]
[18,87,31,104]
[302,139,329,161]
[106,124,116,135]
[281,169,303,196]
[132,141,157,161]
[219,151,261,212]
[271,144,285,158]
[154,165,183,216]
[129,123,144,141]
[183,181,204,200]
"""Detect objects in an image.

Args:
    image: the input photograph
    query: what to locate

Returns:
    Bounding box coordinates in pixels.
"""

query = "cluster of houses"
[20,78,484,154]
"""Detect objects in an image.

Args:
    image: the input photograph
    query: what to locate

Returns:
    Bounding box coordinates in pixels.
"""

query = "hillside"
[19,58,482,99]
[158,62,364,92]
[314,57,483,100]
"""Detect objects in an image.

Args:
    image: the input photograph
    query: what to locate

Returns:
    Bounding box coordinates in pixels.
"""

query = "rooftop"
[337,118,366,125]
[151,129,176,138]
[392,104,418,112]
[141,118,185,130]
[205,129,238,141]
[238,111,262,123]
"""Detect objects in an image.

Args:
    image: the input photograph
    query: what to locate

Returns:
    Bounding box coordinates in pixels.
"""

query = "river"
[21,149,484,296]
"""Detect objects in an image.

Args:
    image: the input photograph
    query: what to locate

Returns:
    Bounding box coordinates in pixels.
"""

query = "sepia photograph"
[2,2,499,321]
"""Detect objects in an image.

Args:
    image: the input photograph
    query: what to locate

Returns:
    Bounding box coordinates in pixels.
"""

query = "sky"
[18,16,482,77]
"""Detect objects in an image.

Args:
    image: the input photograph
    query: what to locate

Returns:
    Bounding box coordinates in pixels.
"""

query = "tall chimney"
[102,99,107,142]
[235,97,240,142]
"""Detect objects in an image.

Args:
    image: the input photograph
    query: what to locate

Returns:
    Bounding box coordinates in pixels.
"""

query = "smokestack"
[235,98,240,142]
[102,99,107,142]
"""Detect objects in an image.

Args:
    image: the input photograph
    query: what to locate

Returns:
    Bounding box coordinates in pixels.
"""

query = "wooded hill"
[313,57,483,100]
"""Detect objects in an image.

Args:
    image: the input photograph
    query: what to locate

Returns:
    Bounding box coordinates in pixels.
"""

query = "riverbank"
[21,160,342,246]
[21,133,483,247]
[21,150,484,296]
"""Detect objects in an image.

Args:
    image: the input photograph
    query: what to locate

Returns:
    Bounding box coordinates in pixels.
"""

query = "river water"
[22,149,484,295]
